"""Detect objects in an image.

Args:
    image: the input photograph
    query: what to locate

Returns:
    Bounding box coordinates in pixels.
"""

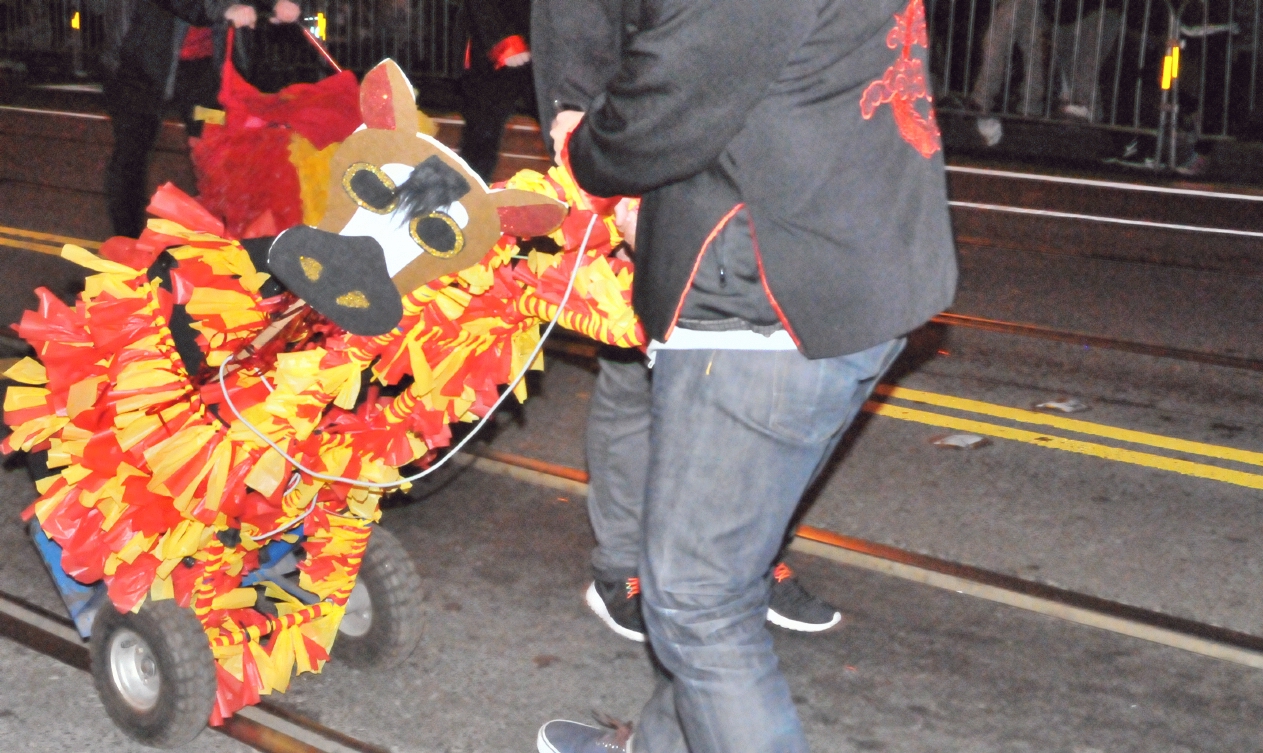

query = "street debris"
[1035,397,1089,413]
[931,433,991,449]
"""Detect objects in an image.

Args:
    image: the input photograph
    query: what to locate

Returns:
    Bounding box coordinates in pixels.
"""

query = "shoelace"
[625,576,641,599]
[773,562,795,583]
[592,711,634,750]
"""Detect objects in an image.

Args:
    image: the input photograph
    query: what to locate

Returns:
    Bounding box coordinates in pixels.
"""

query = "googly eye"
[409,211,465,259]
[342,162,399,214]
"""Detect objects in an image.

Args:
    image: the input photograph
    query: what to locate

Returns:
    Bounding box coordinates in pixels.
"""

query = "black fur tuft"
[394,156,471,222]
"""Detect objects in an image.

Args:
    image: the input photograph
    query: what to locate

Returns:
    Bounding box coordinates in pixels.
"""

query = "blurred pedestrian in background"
[459,0,533,182]
[101,0,301,238]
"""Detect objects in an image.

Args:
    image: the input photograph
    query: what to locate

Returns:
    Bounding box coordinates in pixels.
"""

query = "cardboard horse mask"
[268,60,567,335]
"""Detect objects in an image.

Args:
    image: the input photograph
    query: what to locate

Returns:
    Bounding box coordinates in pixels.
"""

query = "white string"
[218,215,600,538]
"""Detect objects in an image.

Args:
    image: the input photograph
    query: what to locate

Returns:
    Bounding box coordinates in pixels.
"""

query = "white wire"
[218,215,599,538]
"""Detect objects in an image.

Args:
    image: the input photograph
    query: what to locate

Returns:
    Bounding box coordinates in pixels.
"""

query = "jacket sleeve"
[146,0,245,27]
[465,0,528,59]
[533,0,623,110]
[567,0,816,197]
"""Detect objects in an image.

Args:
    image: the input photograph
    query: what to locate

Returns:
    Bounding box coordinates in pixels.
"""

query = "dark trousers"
[104,57,218,238]
[458,63,535,182]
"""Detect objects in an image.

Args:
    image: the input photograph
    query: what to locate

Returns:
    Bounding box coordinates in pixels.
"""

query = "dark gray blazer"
[568,0,958,359]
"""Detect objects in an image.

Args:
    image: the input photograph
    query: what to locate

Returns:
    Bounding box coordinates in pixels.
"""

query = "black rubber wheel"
[333,525,424,669]
[89,599,217,748]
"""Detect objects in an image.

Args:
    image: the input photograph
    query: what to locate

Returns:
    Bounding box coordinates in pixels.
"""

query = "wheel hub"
[109,628,161,712]
[339,581,373,637]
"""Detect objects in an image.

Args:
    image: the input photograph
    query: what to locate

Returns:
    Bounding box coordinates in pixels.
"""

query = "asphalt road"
[2,126,1263,750]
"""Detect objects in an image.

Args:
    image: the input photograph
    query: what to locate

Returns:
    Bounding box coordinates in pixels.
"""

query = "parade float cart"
[7,52,641,747]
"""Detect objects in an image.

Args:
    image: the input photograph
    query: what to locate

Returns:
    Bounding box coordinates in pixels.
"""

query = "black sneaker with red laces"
[586,563,843,642]
[585,577,647,642]
[766,562,843,632]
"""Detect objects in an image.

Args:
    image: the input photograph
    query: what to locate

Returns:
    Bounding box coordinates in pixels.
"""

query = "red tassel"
[146,183,227,237]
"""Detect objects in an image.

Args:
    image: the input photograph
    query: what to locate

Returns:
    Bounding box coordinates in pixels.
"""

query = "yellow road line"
[865,401,1263,490]
[876,385,1263,468]
[0,236,63,256]
[0,225,101,249]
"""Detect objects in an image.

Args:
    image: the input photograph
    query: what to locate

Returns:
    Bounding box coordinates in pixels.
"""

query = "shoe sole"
[537,721,563,753]
[584,582,646,643]
[767,607,843,633]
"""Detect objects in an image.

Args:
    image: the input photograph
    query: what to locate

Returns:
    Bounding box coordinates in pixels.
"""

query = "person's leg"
[970,0,1020,111]
[583,345,845,641]
[1064,9,1119,120]
[172,56,220,138]
[103,76,163,238]
[583,348,653,640]
[459,65,531,181]
[635,340,903,753]
[1012,0,1049,116]
[586,349,652,583]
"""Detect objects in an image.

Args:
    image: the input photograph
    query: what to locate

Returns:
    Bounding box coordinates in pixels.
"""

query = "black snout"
[268,225,404,336]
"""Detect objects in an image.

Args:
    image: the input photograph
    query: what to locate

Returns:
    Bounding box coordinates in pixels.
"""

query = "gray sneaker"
[767,562,843,632]
[537,718,633,753]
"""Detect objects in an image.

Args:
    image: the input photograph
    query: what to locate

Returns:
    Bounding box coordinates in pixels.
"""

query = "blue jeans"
[634,340,904,753]
[585,349,653,583]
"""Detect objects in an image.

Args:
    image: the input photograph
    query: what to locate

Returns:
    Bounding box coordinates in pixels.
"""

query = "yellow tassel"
[211,588,259,611]
[4,357,47,385]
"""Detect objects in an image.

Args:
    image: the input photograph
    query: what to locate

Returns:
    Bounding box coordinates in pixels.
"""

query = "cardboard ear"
[360,60,419,133]
[491,189,568,238]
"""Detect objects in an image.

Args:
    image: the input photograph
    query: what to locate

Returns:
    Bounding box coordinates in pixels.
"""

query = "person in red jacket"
[458,0,533,181]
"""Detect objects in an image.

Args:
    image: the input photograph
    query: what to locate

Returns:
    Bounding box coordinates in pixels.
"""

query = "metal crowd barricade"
[928,0,1260,159]
[4,0,1260,167]
[929,0,1263,139]
[0,0,462,82]
[0,0,107,77]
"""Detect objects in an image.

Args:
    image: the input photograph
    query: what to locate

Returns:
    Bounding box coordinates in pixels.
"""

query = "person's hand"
[224,4,258,28]
[614,197,639,250]
[550,110,584,164]
[502,51,531,67]
[271,0,301,23]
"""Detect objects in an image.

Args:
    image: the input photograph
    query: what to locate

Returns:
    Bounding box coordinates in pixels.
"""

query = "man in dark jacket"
[458,0,533,181]
[101,0,299,237]
[536,0,956,751]
[533,0,847,647]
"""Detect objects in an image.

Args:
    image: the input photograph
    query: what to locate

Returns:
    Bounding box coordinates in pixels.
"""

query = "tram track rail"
[0,592,387,753]
[457,448,1263,671]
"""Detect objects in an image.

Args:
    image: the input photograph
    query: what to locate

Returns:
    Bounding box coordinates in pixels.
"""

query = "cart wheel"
[89,599,217,748]
[334,525,424,669]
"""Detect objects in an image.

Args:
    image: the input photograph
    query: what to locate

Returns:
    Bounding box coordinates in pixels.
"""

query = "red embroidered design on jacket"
[859,0,942,158]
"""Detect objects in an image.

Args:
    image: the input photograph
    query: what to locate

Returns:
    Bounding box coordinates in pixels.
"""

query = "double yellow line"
[868,385,1263,490]
[0,225,101,256]
[1,224,1258,491]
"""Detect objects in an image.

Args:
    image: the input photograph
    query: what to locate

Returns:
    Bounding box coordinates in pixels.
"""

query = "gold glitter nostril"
[335,291,371,308]
[299,256,324,281]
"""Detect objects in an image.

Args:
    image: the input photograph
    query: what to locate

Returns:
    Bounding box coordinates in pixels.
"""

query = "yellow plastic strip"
[876,385,1263,468]
[0,236,62,255]
[0,225,102,249]
[865,401,1263,491]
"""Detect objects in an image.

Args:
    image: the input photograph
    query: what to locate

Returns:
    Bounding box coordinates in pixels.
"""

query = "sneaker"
[767,562,843,632]
[585,577,646,642]
[538,718,633,753]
